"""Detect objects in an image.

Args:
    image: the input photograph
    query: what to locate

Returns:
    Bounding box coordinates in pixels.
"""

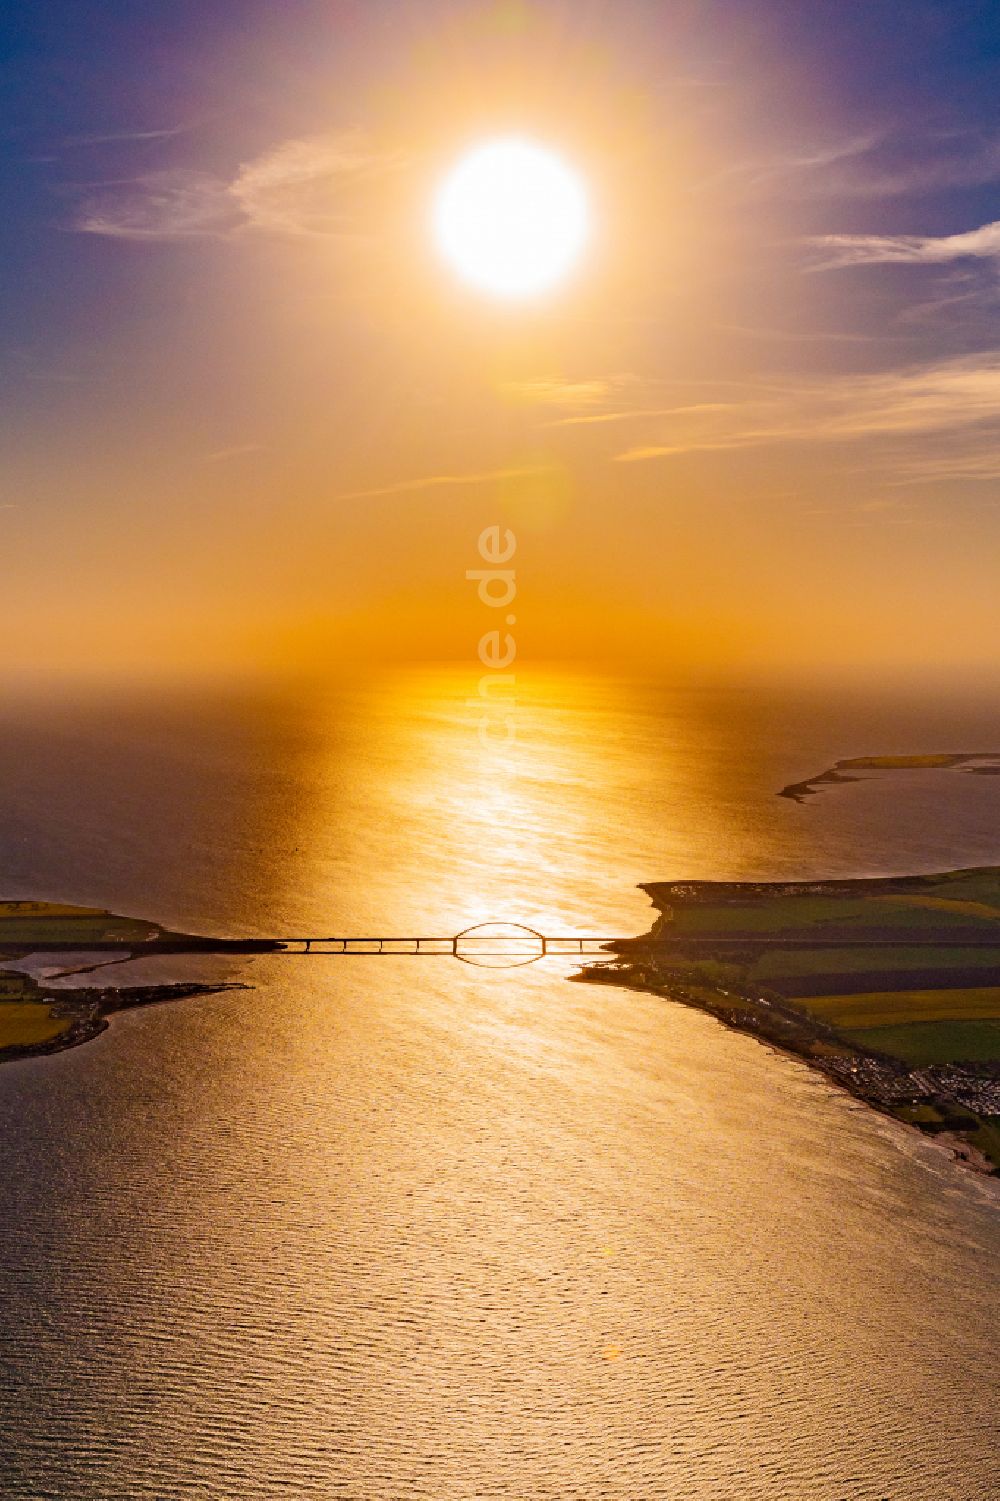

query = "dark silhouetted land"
[779,753,1000,803]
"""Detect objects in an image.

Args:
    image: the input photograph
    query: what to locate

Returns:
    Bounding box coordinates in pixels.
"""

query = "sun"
[432,137,590,299]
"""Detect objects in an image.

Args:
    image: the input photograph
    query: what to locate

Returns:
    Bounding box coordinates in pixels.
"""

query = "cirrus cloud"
[808,219,1000,271]
[74,129,407,241]
[332,464,551,503]
[76,167,238,240]
[606,352,1000,478]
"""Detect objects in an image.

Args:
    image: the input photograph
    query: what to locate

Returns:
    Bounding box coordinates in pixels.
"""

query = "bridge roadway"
[4,930,1000,957]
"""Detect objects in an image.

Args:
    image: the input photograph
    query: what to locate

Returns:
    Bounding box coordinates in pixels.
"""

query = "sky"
[1,0,999,679]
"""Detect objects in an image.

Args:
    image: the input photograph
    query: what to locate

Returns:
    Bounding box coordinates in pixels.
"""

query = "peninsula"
[589,866,1000,1176]
[0,901,278,1063]
[779,752,1000,803]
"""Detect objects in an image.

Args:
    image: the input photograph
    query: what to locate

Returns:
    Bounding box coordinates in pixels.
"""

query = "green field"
[659,867,1000,923]
[845,1020,1000,1066]
[627,870,1000,1171]
[0,900,158,947]
[751,946,1000,984]
[970,1119,1000,1167]
[668,895,1000,938]
[665,896,877,935]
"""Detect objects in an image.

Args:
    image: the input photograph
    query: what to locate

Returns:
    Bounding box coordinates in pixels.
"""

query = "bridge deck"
[4,934,1000,955]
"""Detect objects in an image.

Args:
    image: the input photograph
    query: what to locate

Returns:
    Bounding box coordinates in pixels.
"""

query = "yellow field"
[0,1002,70,1050]
[792,986,1000,1030]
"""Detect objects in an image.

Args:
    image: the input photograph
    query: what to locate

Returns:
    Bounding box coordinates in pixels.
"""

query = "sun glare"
[432,137,589,299]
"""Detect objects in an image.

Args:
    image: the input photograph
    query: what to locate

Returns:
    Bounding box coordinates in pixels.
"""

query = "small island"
[588,866,1000,1176]
[779,752,1000,803]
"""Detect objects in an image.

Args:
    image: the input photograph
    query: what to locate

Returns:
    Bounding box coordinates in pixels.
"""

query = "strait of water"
[0,668,998,1499]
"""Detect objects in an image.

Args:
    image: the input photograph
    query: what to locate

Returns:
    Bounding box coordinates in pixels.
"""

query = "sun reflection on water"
[0,667,999,1497]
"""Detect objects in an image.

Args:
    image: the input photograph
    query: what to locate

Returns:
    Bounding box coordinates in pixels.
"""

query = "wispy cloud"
[497,377,625,409]
[333,464,549,502]
[892,277,1000,328]
[232,133,406,236]
[717,130,882,197]
[609,352,1000,466]
[803,496,932,527]
[850,131,1000,197]
[63,125,190,148]
[76,168,239,240]
[615,444,690,463]
[727,127,1000,201]
[75,129,407,241]
[545,401,734,430]
[808,219,1000,271]
[718,322,890,345]
[887,442,1000,485]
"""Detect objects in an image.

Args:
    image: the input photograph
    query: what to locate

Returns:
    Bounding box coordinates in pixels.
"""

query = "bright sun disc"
[433,137,589,299]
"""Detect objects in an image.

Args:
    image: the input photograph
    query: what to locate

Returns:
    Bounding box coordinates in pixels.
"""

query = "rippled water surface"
[0,669,998,1498]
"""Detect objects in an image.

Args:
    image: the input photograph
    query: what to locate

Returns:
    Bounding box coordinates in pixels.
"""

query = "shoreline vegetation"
[779,752,1000,803]
[584,867,1000,1179]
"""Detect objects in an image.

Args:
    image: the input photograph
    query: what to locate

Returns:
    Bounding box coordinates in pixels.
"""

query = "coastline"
[581,870,1000,1182]
[0,973,248,1067]
[579,961,998,1180]
[4,885,999,1184]
[779,752,1000,803]
[0,899,278,1067]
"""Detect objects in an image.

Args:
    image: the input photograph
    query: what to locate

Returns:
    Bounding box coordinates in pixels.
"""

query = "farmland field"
[633,868,1000,1171]
[789,986,1000,1029]
[845,1020,1000,1066]
[0,1001,69,1050]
